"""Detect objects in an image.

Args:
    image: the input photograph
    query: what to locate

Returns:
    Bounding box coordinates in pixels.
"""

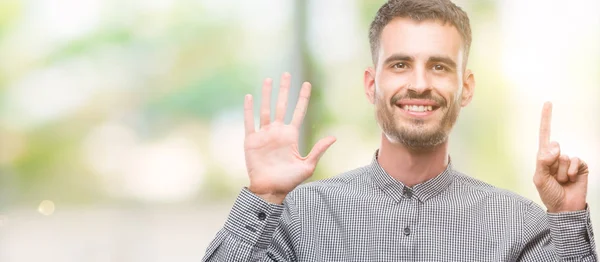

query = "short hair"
[369,0,472,65]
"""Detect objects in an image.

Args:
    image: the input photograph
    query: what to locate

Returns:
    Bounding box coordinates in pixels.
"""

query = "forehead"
[379,18,464,61]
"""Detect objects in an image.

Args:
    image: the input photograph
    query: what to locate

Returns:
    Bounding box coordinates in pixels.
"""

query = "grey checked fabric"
[203,152,597,261]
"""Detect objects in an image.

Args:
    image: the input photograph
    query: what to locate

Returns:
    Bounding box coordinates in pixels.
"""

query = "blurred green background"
[0,0,598,260]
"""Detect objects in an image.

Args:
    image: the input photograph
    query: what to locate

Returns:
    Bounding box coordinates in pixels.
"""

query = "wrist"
[248,187,288,204]
[547,203,588,213]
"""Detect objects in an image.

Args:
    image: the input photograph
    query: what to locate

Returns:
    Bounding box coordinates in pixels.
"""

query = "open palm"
[243,73,336,204]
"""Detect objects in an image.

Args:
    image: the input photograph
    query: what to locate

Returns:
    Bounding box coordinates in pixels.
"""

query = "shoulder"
[451,170,541,210]
[286,165,372,199]
[449,171,549,228]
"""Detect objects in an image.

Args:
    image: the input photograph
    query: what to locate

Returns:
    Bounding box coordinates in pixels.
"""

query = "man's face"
[365,18,474,150]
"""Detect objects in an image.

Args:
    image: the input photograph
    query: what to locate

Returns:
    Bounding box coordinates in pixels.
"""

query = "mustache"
[390,90,446,107]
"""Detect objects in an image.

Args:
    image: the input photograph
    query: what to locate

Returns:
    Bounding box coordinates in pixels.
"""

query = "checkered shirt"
[203,153,596,261]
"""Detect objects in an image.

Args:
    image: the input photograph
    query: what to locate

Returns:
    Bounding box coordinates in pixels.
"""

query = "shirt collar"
[369,150,455,203]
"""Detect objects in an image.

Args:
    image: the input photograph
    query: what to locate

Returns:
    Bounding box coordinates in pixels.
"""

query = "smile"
[402,105,433,112]
[395,99,442,117]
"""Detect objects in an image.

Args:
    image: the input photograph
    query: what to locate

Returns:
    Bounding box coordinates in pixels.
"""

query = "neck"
[377,133,449,187]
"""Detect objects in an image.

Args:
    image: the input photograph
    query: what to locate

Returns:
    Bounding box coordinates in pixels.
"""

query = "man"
[203,0,596,261]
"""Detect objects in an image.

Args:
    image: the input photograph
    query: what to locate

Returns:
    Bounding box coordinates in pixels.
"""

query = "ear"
[364,67,376,104]
[461,69,475,107]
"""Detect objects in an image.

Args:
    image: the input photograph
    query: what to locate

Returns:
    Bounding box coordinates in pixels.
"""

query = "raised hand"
[533,102,589,213]
[243,73,336,204]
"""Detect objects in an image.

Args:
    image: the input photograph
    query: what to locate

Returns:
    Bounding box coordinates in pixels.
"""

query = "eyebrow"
[428,56,457,69]
[382,53,458,69]
[383,54,413,65]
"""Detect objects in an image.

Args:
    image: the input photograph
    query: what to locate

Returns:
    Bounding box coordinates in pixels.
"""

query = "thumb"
[306,136,336,166]
[537,141,560,173]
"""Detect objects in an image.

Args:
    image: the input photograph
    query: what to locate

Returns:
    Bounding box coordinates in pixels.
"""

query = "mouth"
[395,100,441,117]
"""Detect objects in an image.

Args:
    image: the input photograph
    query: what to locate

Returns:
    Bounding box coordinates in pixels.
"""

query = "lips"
[395,99,441,116]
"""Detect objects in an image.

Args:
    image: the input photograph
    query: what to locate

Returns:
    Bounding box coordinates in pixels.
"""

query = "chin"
[398,121,439,133]
[391,125,448,146]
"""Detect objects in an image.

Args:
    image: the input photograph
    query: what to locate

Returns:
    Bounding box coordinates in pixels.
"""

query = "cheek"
[381,71,408,87]
[431,77,461,103]
[374,90,394,113]
[374,89,389,109]
[377,72,408,97]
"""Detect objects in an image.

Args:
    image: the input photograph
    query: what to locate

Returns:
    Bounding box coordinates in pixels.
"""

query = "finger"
[291,82,312,128]
[275,72,291,122]
[244,94,255,135]
[555,154,570,183]
[550,158,559,174]
[306,136,337,166]
[537,141,560,172]
[567,157,581,182]
[578,160,589,177]
[260,78,273,128]
[538,102,553,151]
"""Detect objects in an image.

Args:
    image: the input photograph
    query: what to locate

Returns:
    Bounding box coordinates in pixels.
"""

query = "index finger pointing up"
[538,101,553,150]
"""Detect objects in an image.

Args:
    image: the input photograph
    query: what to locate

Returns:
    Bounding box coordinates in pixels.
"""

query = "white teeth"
[402,105,434,112]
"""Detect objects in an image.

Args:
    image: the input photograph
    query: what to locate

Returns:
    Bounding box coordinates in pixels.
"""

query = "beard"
[375,89,460,151]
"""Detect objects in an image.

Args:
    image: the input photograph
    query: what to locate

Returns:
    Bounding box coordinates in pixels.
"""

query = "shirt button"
[403,187,413,199]
[258,212,267,221]
[403,227,411,236]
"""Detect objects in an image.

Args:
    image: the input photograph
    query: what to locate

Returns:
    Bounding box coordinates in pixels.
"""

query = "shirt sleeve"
[518,203,597,261]
[547,206,596,260]
[202,188,300,262]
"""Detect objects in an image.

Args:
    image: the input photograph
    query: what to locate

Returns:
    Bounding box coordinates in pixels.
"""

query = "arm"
[528,102,596,260]
[202,189,300,262]
[519,203,596,261]
[203,73,334,261]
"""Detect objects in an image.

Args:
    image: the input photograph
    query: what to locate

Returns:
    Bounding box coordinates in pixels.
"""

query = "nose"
[408,66,432,93]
